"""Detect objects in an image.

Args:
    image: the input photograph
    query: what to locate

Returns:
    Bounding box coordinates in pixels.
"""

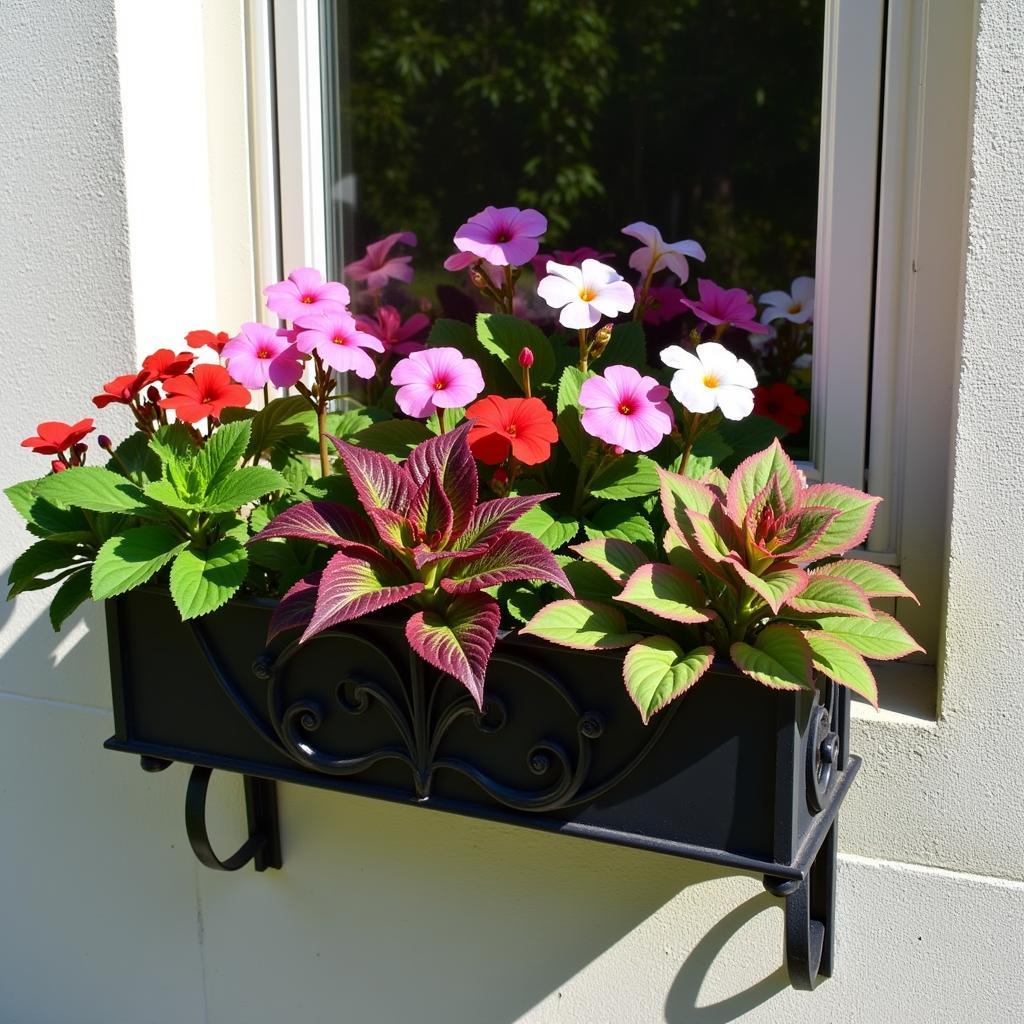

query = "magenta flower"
[579,365,673,453]
[222,322,304,389]
[622,222,706,284]
[294,309,384,378]
[682,279,771,335]
[355,305,429,357]
[264,268,350,322]
[639,285,687,325]
[344,231,417,292]
[448,206,547,268]
[390,347,485,419]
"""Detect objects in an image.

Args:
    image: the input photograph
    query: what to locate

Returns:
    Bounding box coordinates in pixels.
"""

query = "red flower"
[159,364,251,423]
[186,329,231,355]
[93,370,152,408]
[466,395,558,466]
[142,348,195,381]
[753,382,810,435]
[21,418,95,455]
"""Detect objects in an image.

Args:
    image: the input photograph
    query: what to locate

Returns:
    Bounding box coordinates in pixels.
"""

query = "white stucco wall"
[1,1,1023,1022]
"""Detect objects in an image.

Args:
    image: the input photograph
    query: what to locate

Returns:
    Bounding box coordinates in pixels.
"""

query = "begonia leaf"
[92,525,188,600]
[802,630,879,707]
[730,623,813,690]
[616,564,711,624]
[521,599,641,650]
[623,637,715,724]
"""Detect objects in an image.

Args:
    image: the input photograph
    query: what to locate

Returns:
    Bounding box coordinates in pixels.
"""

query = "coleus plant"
[250,422,572,705]
[522,440,922,723]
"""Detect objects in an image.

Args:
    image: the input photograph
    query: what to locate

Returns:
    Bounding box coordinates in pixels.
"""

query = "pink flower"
[443,250,481,272]
[344,231,417,292]
[390,347,485,419]
[622,222,705,283]
[355,305,430,356]
[640,285,687,325]
[579,365,673,453]
[264,268,350,321]
[294,309,384,378]
[221,322,304,389]
[449,206,547,267]
[682,279,771,335]
[537,259,635,329]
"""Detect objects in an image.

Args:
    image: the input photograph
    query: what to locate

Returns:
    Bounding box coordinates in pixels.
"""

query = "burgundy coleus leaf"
[250,500,377,554]
[329,434,415,515]
[411,543,488,570]
[405,592,501,708]
[456,492,558,550]
[367,506,414,552]
[301,550,424,642]
[440,530,574,595]
[407,468,454,549]
[405,422,478,539]
[267,571,321,641]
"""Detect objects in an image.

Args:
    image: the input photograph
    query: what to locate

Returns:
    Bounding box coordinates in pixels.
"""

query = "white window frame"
[248,0,971,693]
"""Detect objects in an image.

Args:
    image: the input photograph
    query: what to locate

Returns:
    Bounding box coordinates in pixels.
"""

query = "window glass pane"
[323,0,824,457]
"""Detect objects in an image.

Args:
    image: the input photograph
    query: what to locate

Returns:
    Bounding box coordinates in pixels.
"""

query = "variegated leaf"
[785,576,874,618]
[268,571,321,641]
[623,637,715,724]
[521,599,641,650]
[250,500,376,550]
[802,611,923,661]
[726,439,802,522]
[616,564,711,624]
[658,467,718,537]
[802,630,879,707]
[458,493,557,550]
[732,563,809,614]
[407,469,454,549]
[441,531,573,595]
[796,483,882,560]
[405,421,478,537]
[730,623,813,690]
[809,559,919,603]
[570,537,648,584]
[329,434,415,514]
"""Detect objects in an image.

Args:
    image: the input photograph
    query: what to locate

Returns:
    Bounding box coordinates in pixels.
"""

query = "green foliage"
[169,537,249,620]
[476,313,555,390]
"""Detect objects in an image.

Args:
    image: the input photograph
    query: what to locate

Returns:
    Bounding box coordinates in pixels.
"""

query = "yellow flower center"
[618,402,632,416]
[788,302,802,314]
[703,373,721,389]
[301,295,314,303]
[257,348,271,359]
[332,335,347,345]
[579,288,597,302]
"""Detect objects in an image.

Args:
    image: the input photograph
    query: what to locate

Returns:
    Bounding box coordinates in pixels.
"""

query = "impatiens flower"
[529,246,613,280]
[537,259,635,329]
[185,329,230,355]
[355,305,429,356]
[753,382,810,434]
[159,364,251,423]
[681,279,771,335]
[448,206,547,268]
[390,347,484,419]
[263,267,350,321]
[93,370,152,408]
[141,348,195,382]
[344,231,417,291]
[759,276,815,324]
[466,395,559,465]
[222,322,304,388]
[640,285,687,325]
[622,222,706,283]
[660,341,758,420]
[294,309,384,378]
[578,365,673,453]
[21,418,95,455]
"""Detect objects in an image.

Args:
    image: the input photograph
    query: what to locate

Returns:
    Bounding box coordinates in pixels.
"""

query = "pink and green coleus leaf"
[795,483,882,561]
[800,611,923,661]
[809,559,919,603]
[784,576,875,618]
[801,630,879,708]
[330,435,415,515]
[732,563,809,614]
[658,467,719,537]
[616,564,711,624]
[457,493,556,550]
[405,421,478,538]
[623,637,715,724]
[302,551,424,642]
[405,592,500,708]
[407,468,454,549]
[250,500,376,552]
[267,571,320,641]
[440,531,573,595]
[726,439,802,522]
[570,537,648,584]
[521,599,641,651]
[772,506,842,559]
[730,623,814,690]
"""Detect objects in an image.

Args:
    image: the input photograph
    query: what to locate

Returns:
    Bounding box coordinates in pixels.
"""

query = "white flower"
[536,258,635,329]
[660,341,757,420]
[759,276,815,324]
[622,222,706,283]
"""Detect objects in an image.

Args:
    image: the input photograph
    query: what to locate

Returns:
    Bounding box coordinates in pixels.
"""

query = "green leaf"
[201,467,290,513]
[521,599,642,650]
[809,559,918,603]
[34,467,149,514]
[725,438,801,520]
[5,479,39,521]
[802,631,879,707]
[717,415,787,473]
[7,540,84,598]
[169,538,249,619]
[732,564,809,615]
[616,564,710,624]
[110,432,161,481]
[571,537,648,583]
[6,479,92,537]
[730,623,814,690]
[585,503,655,547]
[49,568,92,631]
[428,318,505,393]
[426,406,466,434]
[785,576,874,618]
[662,527,703,577]
[556,366,589,465]
[512,504,579,550]
[149,423,198,494]
[561,560,620,602]
[246,396,309,457]
[801,612,923,661]
[90,525,188,600]
[496,580,548,624]
[589,454,660,500]
[198,419,251,492]
[623,637,715,723]
[476,312,555,389]
[591,320,647,372]
[143,479,196,511]
[353,418,433,459]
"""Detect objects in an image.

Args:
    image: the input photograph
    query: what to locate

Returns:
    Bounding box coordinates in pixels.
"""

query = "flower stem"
[437,407,446,434]
[312,352,332,478]
[503,265,515,315]
[578,328,591,372]
[633,263,657,322]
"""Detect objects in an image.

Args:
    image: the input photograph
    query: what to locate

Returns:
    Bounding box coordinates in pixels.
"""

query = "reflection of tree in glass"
[339,0,824,294]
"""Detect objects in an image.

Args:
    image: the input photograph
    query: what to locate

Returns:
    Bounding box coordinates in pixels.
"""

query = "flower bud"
[72,442,88,456]
[146,386,160,404]
[491,467,509,494]
[468,267,489,291]
[97,434,113,451]
[589,324,614,360]
[50,460,67,474]
[518,347,534,369]
[613,445,625,456]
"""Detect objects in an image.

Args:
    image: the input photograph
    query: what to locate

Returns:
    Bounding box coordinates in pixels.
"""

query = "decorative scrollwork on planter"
[806,679,841,814]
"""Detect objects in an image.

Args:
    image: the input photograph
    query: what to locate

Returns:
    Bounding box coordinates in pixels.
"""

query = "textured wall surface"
[2,0,1024,1022]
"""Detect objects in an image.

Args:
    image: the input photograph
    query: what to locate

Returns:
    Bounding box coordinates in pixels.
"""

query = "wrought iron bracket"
[763,819,838,991]
[183,765,282,872]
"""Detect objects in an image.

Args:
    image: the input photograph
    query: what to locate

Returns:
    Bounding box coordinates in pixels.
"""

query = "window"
[250,0,971,692]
